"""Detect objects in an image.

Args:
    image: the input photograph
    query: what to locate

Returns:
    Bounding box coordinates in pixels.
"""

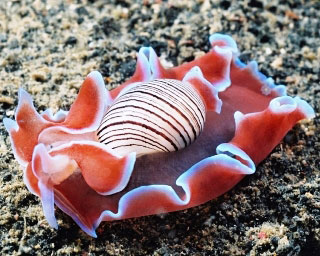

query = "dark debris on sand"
[0,0,319,255]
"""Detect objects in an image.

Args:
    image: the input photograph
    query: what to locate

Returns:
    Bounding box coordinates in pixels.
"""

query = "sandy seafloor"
[0,0,319,255]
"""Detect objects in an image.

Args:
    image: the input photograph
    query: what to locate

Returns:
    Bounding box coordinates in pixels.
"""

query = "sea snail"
[3,33,314,237]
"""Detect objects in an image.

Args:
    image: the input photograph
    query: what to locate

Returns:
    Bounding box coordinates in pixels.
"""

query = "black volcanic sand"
[0,0,319,255]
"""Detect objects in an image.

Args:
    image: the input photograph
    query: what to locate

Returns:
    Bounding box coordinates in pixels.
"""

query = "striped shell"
[97,79,206,157]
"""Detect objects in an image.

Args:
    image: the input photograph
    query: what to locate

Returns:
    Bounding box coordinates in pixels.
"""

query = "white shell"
[97,79,206,156]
